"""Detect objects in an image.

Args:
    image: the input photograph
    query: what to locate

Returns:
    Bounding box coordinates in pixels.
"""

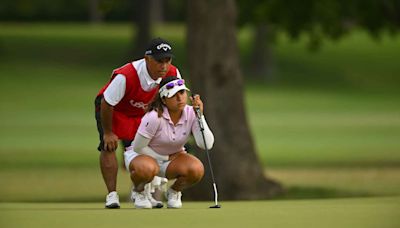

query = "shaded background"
[0,0,399,202]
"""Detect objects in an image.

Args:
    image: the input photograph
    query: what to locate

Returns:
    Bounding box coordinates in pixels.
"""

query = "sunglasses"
[165,79,185,90]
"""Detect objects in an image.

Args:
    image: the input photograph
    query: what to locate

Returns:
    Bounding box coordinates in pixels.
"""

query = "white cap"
[159,79,190,98]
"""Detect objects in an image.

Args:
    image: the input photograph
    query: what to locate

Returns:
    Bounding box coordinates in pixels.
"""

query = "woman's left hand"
[190,94,204,115]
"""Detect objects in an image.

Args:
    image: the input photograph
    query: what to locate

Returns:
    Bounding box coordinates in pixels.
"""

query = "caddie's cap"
[145,37,174,61]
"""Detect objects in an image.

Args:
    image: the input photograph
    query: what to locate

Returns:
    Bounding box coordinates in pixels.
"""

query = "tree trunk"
[185,0,283,200]
[249,24,275,81]
[88,0,103,23]
[130,0,152,60]
[150,0,164,24]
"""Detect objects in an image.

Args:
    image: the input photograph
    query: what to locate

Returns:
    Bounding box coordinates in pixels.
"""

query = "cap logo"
[157,43,171,51]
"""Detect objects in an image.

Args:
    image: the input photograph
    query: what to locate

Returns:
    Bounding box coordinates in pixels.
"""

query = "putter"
[192,94,221,209]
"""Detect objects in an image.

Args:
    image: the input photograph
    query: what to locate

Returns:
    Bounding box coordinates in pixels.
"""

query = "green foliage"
[0,0,135,21]
[164,0,186,22]
[238,0,400,49]
[238,28,400,89]
[0,0,185,22]
[0,0,90,21]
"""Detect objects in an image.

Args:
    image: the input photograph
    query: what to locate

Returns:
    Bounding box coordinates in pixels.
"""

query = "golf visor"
[159,79,190,98]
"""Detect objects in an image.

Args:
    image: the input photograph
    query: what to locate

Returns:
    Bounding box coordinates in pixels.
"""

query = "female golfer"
[124,76,214,209]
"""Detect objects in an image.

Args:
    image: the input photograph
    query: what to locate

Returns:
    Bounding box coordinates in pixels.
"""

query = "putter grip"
[195,107,204,130]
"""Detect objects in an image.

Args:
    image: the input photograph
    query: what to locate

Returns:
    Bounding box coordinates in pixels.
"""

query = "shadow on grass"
[1,188,377,203]
[274,185,373,200]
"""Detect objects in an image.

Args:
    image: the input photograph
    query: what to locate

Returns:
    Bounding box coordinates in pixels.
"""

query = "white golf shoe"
[105,191,120,209]
[166,188,182,209]
[144,184,163,208]
[147,192,164,208]
[131,191,152,209]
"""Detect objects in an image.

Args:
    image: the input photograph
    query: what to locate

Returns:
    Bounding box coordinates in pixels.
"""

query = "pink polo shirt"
[137,105,199,155]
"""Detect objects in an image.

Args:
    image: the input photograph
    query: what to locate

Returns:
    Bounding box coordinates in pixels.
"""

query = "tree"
[130,0,152,59]
[237,0,400,80]
[88,0,103,23]
[248,24,275,80]
[130,0,167,60]
[184,0,283,200]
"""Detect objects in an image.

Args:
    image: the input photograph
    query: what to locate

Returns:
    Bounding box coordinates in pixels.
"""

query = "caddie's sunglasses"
[165,79,185,90]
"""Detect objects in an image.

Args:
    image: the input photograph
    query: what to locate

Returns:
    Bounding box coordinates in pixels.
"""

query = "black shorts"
[95,96,133,152]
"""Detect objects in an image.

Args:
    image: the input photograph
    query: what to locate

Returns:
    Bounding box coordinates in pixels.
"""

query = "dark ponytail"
[146,94,164,117]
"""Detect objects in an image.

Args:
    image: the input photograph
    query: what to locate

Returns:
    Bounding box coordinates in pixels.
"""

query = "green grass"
[1,197,399,228]
[0,168,130,202]
[267,167,400,198]
[246,86,400,167]
[1,167,399,202]
[0,22,399,206]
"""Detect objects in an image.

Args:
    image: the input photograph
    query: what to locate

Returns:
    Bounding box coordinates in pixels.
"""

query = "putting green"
[1,197,399,228]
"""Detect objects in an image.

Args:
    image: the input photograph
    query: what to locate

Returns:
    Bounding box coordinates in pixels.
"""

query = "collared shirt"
[137,105,198,155]
[104,59,181,106]
[133,59,164,92]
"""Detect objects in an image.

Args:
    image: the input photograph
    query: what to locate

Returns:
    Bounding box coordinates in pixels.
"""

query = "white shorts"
[124,149,171,178]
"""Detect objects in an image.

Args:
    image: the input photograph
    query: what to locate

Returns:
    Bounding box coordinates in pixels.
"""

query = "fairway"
[246,87,400,167]
[1,197,399,228]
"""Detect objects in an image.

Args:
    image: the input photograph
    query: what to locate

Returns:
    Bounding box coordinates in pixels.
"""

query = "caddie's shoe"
[105,191,120,209]
[166,188,182,209]
[131,191,152,209]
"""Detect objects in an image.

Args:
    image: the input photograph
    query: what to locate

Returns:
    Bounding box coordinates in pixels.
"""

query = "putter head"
[209,204,221,209]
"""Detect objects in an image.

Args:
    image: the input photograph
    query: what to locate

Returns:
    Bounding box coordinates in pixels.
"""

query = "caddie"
[94,37,182,209]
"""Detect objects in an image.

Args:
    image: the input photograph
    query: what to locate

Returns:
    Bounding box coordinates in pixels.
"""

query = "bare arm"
[100,98,119,152]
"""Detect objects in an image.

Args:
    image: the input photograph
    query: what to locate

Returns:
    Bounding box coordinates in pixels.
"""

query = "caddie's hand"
[190,94,204,115]
[103,132,119,152]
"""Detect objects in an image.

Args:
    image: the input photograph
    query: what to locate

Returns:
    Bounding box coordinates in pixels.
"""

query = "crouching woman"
[124,76,214,209]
